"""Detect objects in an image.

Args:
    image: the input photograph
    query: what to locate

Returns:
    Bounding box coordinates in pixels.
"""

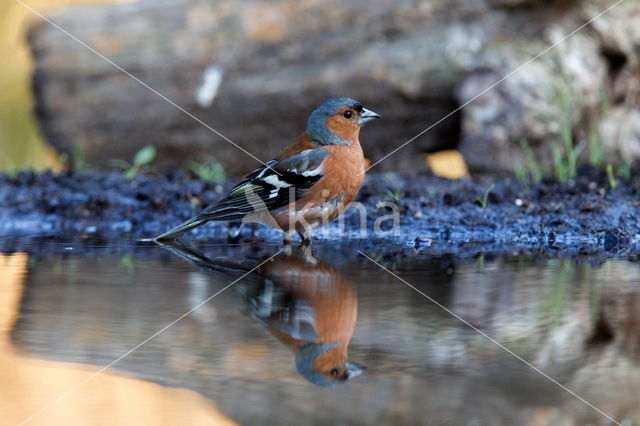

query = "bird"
[154,97,381,244]
[158,241,365,386]
[254,245,364,386]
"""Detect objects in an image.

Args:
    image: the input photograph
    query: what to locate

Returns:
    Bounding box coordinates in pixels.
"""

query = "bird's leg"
[283,229,295,245]
[281,243,293,256]
[296,224,313,246]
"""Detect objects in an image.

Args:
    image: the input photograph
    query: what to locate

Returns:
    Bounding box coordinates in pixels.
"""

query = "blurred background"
[0,0,124,172]
[1,0,639,179]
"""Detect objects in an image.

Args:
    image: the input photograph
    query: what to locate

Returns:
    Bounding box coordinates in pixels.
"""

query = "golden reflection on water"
[0,253,235,425]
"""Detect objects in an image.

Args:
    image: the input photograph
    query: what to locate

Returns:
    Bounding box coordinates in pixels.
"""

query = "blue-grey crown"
[307,97,363,146]
[295,342,341,387]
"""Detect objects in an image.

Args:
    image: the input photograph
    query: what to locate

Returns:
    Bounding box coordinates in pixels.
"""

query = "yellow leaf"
[426,150,469,179]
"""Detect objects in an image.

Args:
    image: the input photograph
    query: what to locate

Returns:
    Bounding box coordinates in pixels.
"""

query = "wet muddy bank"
[1,169,639,256]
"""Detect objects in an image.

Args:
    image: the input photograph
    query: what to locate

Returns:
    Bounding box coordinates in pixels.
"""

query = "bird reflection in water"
[158,242,365,386]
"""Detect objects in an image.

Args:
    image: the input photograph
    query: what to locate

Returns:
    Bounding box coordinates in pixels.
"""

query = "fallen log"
[27,0,640,175]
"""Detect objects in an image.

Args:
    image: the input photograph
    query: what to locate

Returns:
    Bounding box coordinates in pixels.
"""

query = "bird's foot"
[283,230,295,246]
[281,243,293,256]
[295,226,312,246]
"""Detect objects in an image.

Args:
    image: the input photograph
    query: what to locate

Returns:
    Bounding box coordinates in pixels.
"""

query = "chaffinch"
[255,245,364,386]
[154,97,381,244]
[159,242,365,386]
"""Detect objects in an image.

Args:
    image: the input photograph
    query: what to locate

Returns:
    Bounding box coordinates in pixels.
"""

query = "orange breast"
[295,139,365,219]
[270,133,366,231]
[262,256,358,354]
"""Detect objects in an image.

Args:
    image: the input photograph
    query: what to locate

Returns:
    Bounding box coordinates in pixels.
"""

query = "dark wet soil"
[1,167,639,255]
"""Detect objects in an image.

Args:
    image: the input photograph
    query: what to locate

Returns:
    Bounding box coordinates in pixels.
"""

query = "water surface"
[2,239,639,425]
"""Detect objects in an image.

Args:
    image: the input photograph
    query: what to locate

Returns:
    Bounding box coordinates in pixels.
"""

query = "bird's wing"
[198,148,327,221]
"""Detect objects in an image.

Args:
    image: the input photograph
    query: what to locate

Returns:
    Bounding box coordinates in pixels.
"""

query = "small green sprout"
[588,92,608,168]
[72,143,88,172]
[606,164,617,190]
[550,139,585,182]
[112,145,156,179]
[551,142,565,181]
[514,162,528,182]
[588,121,603,168]
[384,189,404,202]
[514,139,542,183]
[476,183,496,209]
[187,158,226,184]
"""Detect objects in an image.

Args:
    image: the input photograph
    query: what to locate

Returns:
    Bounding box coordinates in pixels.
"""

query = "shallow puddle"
[1,238,639,425]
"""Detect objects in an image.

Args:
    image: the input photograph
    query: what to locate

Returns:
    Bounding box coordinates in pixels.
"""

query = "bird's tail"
[154,216,207,241]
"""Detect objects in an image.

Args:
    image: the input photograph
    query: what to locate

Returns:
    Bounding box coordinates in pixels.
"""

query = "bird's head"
[307,97,381,146]
[295,342,366,386]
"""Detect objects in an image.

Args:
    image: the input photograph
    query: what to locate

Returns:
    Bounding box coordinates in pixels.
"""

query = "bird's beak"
[357,108,381,125]
[344,361,366,379]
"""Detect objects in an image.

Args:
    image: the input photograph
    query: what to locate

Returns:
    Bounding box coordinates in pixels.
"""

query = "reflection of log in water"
[161,242,365,386]
[0,253,234,425]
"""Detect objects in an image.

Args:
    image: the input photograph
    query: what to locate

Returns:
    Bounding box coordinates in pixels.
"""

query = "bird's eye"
[343,110,353,119]
[329,368,340,377]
